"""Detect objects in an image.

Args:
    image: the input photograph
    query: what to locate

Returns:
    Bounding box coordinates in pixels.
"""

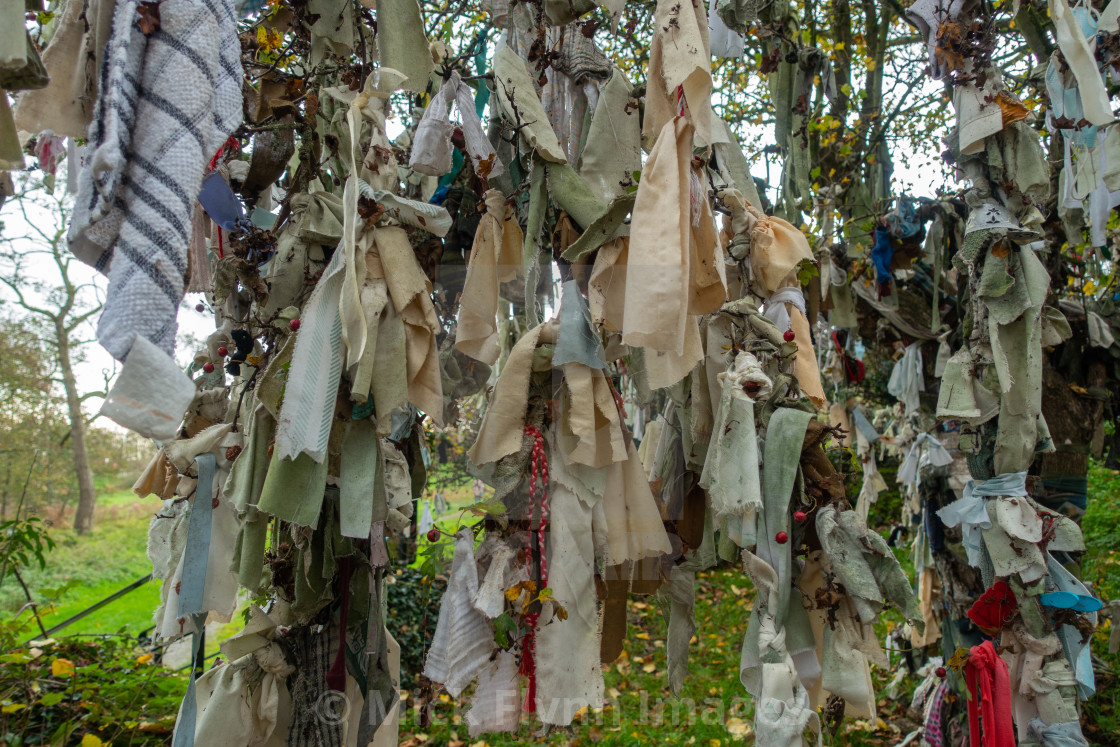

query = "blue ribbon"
[172,453,216,747]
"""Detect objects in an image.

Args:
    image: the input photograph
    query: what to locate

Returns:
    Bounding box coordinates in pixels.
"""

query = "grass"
[0,489,162,639]
[1080,461,1120,742]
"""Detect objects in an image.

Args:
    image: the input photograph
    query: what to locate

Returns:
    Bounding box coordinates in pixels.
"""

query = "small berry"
[195,303,206,312]
[783,329,796,342]
[775,531,789,544]
[426,527,441,542]
[793,510,808,524]
[202,362,215,373]
[217,346,229,358]
[936,666,947,679]
[744,381,761,396]
[289,318,301,332]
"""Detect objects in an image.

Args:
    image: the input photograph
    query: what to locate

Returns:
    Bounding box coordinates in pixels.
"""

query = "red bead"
[289,318,301,332]
[793,511,808,524]
[936,666,947,679]
[775,531,789,544]
[195,303,206,312]
[427,528,440,542]
[217,346,229,358]
[202,362,215,373]
[783,329,796,342]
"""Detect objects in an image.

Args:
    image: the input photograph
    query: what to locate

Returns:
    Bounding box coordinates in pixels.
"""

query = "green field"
[0,489,162,640]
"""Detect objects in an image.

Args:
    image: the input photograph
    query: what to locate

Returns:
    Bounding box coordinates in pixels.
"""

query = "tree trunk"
[58,327,96,534]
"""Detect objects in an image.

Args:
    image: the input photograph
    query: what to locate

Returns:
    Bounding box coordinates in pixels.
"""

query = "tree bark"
[58,325,97,534]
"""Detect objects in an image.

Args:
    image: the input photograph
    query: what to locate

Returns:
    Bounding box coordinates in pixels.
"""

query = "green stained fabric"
[977,246,1017,300]
[340,418,385,539]
[364,569,397,731]
[258,450,329,528]
[816,505,884,624]
[375,0,434,92]
[711,117,763,209]
[659,502,717,695]
[828,281,858,329]
[842,510,924,629]
[562,193,634,262]
[576,69,642,204]
[992,248,1049,475]
[759,406,812,629]
[554,280,607,368]
[1002,121,1050,201]
[543,160,608,230]
[543,0,596,24]
[493,45,566,162]
[226,405,276,592]
[959,227,990,264]
[522,160,547,326]
[291,491,356,621]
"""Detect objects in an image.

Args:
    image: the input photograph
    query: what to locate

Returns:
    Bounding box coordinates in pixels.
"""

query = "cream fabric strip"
[624,116,724,390]
[468,323,547,465]
[561,363,627,468]
[535,457,604,725]
[644,0,712,147]
[456,190,523,365]
[377,227,445,425]
[600,440,673,564]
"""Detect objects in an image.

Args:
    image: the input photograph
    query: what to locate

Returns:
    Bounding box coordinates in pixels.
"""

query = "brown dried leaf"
[997,91,1029,126]
[136,1,161,34]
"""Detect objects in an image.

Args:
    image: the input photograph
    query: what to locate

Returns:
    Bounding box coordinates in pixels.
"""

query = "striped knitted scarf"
[69,0,243,361]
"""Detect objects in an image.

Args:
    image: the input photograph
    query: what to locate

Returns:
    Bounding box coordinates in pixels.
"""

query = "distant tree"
[0,316,70,520]
[0,176,111,534]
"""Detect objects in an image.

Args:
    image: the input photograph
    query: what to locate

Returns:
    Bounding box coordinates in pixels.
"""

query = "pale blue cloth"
[1047,555,1098,699]
[173,453,216,747]
[936,471,1027,566]
[1027,719,1090,747]
[897,432,953,487]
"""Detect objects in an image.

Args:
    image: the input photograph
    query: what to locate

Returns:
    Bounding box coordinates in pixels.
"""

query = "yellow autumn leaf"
[136,653,154,665]
[635,632,650,640]
[1,703,27,714]
[726,717,752,738]
[641,663,657,673]
[81,735,104,747]
[1084,280,1097,294]
[51,659,75,678]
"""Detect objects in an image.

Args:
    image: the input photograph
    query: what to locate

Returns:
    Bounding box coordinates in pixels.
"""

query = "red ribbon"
[519,425,549,713]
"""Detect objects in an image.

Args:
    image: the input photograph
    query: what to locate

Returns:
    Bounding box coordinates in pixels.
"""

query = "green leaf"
[492,613,518,649]
[38,692,65,707]
[796,258,819,286]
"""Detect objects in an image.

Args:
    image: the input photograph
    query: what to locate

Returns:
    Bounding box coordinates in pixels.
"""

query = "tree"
[0,176,111,534]
[0,316,68,520]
